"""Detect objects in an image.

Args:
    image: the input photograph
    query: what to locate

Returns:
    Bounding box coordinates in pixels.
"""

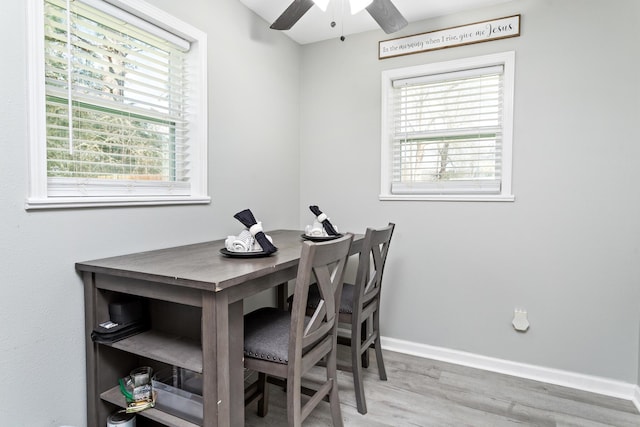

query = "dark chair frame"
[244,233,354,426]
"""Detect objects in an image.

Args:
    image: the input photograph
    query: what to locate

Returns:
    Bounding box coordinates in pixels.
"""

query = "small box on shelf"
[152,368,203,425]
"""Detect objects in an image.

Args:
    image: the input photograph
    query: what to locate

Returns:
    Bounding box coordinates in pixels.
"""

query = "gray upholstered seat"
[244,308,313,364]
[307,283,354,314]
[244,307,293,364]
[243,234,354,427]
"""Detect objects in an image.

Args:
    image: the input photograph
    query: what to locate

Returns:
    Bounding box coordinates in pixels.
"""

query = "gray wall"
[299,0,640,384]
[0,0,300,425]
[2,0,640,425]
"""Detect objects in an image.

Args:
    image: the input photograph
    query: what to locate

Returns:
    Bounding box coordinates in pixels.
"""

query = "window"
[380,52,515,201]
[26,0,209,209]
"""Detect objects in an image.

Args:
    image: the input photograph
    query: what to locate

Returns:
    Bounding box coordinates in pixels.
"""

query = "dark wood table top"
[76,229,359,292]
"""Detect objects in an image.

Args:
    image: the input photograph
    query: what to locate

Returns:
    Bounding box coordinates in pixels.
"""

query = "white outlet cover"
[512,309,529,332]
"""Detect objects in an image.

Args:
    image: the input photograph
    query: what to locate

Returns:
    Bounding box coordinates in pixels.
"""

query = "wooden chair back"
[244,233,353,426]
[349,223,395,325]
[288,233,354,375]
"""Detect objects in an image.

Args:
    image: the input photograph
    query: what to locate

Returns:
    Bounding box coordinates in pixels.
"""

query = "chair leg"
[360,320,370,369]
[257,372,269,417]
[373,338,387,381]
[352,323,368,415]
[373,312,387,381]
[327,343,344,427]
[287,375,303,427]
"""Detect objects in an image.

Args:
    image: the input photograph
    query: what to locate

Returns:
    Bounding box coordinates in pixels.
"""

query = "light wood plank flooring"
[244,350,640,426]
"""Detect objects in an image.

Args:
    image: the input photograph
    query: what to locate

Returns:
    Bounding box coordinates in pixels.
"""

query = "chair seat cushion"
[307,283,354,314]
[244,307,292,364]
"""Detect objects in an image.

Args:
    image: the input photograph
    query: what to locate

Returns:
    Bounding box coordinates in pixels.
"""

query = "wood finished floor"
[244,349,640,426]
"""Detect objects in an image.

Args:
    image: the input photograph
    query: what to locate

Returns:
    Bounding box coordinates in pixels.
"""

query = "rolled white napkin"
[305,220,337,237]
[225,236,250,252]
[225,229,274,252]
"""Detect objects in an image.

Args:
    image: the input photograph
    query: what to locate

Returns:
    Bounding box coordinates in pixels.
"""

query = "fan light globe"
[350,0,373,14]
[312,0,330,12]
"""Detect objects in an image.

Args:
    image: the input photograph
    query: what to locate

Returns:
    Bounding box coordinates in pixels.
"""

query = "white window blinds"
[389,65,504,195]
[43,0,191,197]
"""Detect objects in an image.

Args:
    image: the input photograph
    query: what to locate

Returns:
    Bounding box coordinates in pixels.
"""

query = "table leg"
[202,291,245,427]
[83,272,119,426]
[202,292,225,427]
[276,282,288,310]
[83,272,99,427]
[229,299,244,426]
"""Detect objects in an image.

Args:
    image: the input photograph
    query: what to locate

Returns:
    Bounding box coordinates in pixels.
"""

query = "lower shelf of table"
[105,330,203,374]
[101,386,200,427]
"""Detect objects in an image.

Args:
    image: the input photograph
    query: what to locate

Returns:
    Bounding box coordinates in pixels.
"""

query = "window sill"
[25,195,211,210]
[378,194,515,202]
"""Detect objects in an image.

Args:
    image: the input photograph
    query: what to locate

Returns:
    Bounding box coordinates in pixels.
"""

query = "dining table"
[76,229,362,427]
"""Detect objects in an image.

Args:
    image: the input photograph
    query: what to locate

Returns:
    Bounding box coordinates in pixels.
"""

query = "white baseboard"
[381,336,640,412]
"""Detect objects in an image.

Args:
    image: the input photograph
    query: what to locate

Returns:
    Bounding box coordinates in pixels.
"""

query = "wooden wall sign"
[379,15,520,59]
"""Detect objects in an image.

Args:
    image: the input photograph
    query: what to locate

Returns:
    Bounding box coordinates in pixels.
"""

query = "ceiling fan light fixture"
[312,0,330,12]
[350,0,374,15]
[270,0,407,35]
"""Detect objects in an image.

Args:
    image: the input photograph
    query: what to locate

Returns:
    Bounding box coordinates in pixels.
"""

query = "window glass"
[381,52,515,201]
[27,0,209,209]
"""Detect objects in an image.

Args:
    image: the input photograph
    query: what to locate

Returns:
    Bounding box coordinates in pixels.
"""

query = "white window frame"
[26,0,209,209]
[380,51,515,202]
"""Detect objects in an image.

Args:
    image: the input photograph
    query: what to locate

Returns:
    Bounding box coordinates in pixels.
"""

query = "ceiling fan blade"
[270,0,315,30]
[366,0,408,34]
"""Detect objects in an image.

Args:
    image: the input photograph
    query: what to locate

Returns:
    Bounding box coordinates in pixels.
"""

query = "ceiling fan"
[270,0,408,35]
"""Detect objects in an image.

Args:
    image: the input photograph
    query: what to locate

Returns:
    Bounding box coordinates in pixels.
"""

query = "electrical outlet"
[512,308,529,332]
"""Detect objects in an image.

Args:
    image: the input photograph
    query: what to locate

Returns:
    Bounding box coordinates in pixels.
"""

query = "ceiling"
[238,0,512,45]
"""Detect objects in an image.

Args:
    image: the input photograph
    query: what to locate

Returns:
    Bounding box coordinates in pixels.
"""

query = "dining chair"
[243,233,354,427]
[305,223,395,415]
